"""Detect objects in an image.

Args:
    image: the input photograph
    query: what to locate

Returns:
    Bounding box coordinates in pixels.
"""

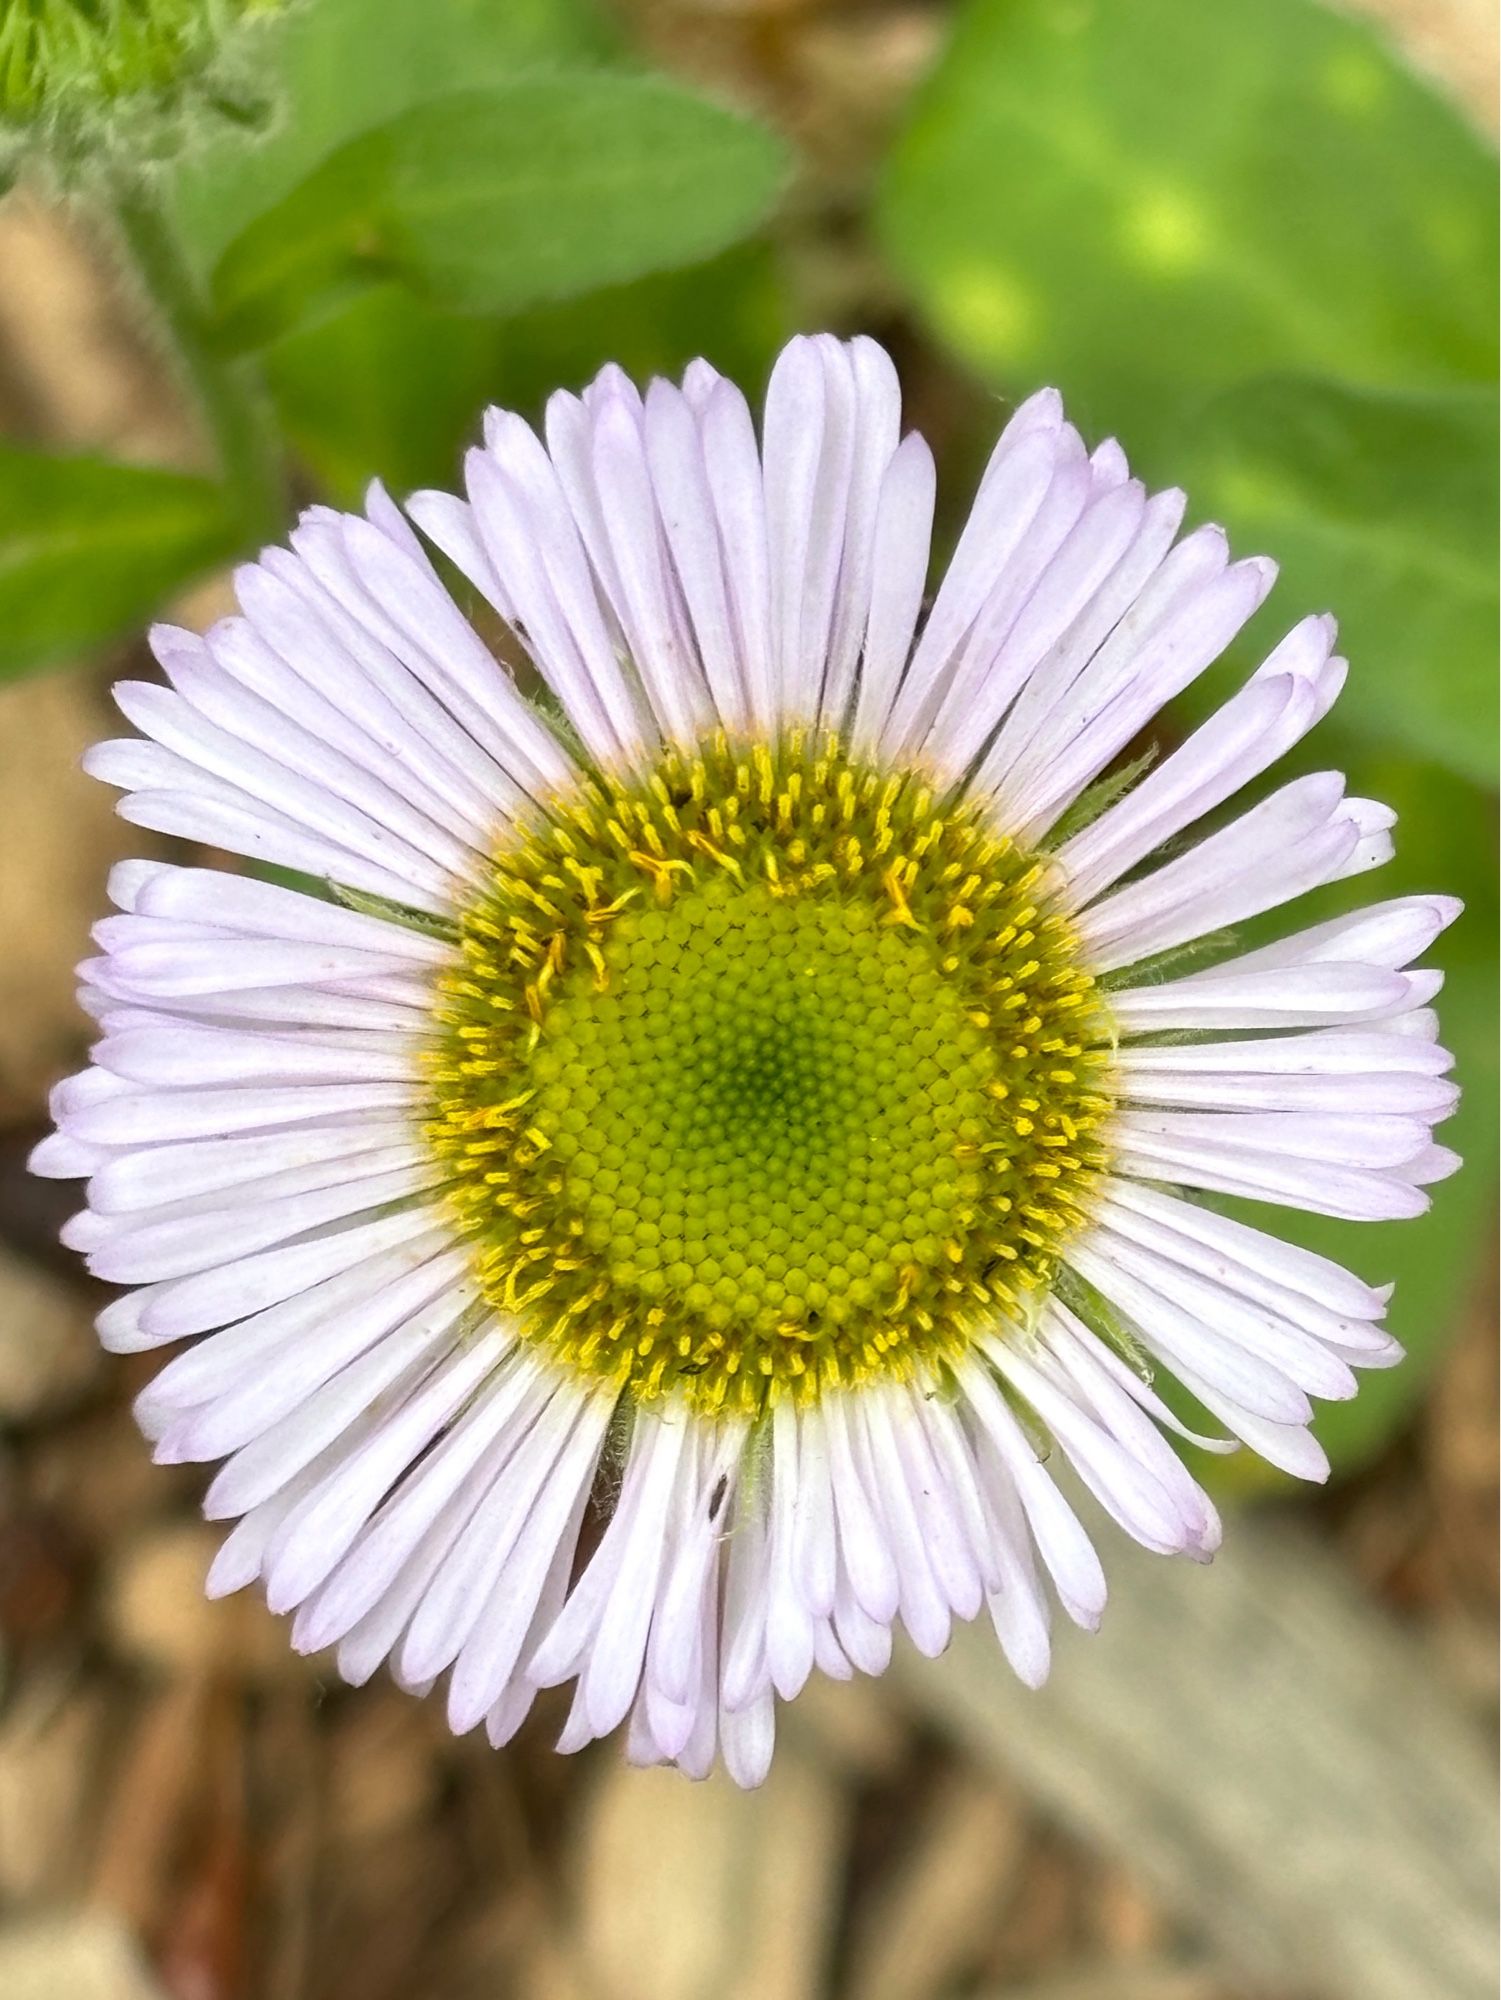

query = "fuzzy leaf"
[264,242,787,503]
[0,448,238,678]
[210,75,789,353]
[168,0,618,272]
[1172,375,1497,786]
[879,0,1496,441]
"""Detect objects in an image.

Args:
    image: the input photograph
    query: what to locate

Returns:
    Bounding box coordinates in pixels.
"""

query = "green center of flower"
[427,736,1115,1415]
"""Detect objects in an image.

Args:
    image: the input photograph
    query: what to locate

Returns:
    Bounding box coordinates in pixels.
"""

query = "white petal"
[856,1392,952,1656]
[63,1080,422,1147]
[294,1358,550,1655]
[1058,615,1340,907]
[643,379,749,733]
[1002,553,1276,845]
[589,399,709,749]
[1217,895,1462,976]
[90,1119,421,1213]
[133,1208,445,1344]
[1110,962,1418,1032]
[1113,1107,1431,1171]
[1099,1180,1387,1322]
[823,1390,900,1624]
[819,336,904,731]
[763,334,858,723]
[848,434,937,756]
[882,428,1060,757]
[1109,1127,1429,1221]
[94,1022,414,1090]
[242,549,519,820]
[764,1400,817,1700]
[148,1249,468,1454]
[926,474,1144,783]
[698,378,776,734]
[719,1683,775,1790]
[447,1390,612,1734]
[960,1361,1106,1630]
[1080,773,1362,972]
[331,512,572,795]
[991,1336,1205,1557]
[1068,1239,1312,1427]
[262,1325,507,1612]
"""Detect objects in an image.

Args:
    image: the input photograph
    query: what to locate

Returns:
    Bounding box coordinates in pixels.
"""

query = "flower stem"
[107,166,284,541]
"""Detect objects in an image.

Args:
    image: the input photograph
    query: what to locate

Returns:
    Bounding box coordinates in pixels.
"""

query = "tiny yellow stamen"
[424,735,1115,1418]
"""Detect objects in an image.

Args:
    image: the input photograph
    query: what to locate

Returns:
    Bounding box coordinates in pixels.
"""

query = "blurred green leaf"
[168,0,618,272]
[480,241,791,424]
[0,449,238,678]
[209,75,789,353]
[263,287,499,502]
[1171,375,1497,785]
[879,0,1497,440]
[263,243,788,504]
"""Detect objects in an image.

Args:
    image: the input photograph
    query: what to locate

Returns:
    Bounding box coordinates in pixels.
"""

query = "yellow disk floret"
[425,734,1115,1417]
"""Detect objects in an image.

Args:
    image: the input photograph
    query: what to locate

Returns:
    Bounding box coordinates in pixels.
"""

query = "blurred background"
[0,2,1494,1997]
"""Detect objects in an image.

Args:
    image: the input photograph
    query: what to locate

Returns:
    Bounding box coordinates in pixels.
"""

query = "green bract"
[1,0,285,159]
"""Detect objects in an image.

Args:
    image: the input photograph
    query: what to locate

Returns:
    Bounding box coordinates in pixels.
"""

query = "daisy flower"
[34,334,1460,1785]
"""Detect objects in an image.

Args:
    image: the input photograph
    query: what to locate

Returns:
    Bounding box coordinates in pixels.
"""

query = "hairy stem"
[108,167,283,540]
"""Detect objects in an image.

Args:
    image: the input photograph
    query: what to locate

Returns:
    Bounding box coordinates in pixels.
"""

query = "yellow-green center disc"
[426,735,1115,1415]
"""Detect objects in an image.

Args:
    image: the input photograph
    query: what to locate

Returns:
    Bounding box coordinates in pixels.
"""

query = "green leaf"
[168,0,619,273]
[262,243,788,505]
[262,287,500,502]
[209,74,790,353]
[480,240,791,427]
[879,0,1497,440]
[0,448,238,678]
[1171,375,1497,786]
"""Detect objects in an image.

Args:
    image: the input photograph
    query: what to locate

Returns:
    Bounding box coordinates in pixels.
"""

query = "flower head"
[35,335,1461,1784]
